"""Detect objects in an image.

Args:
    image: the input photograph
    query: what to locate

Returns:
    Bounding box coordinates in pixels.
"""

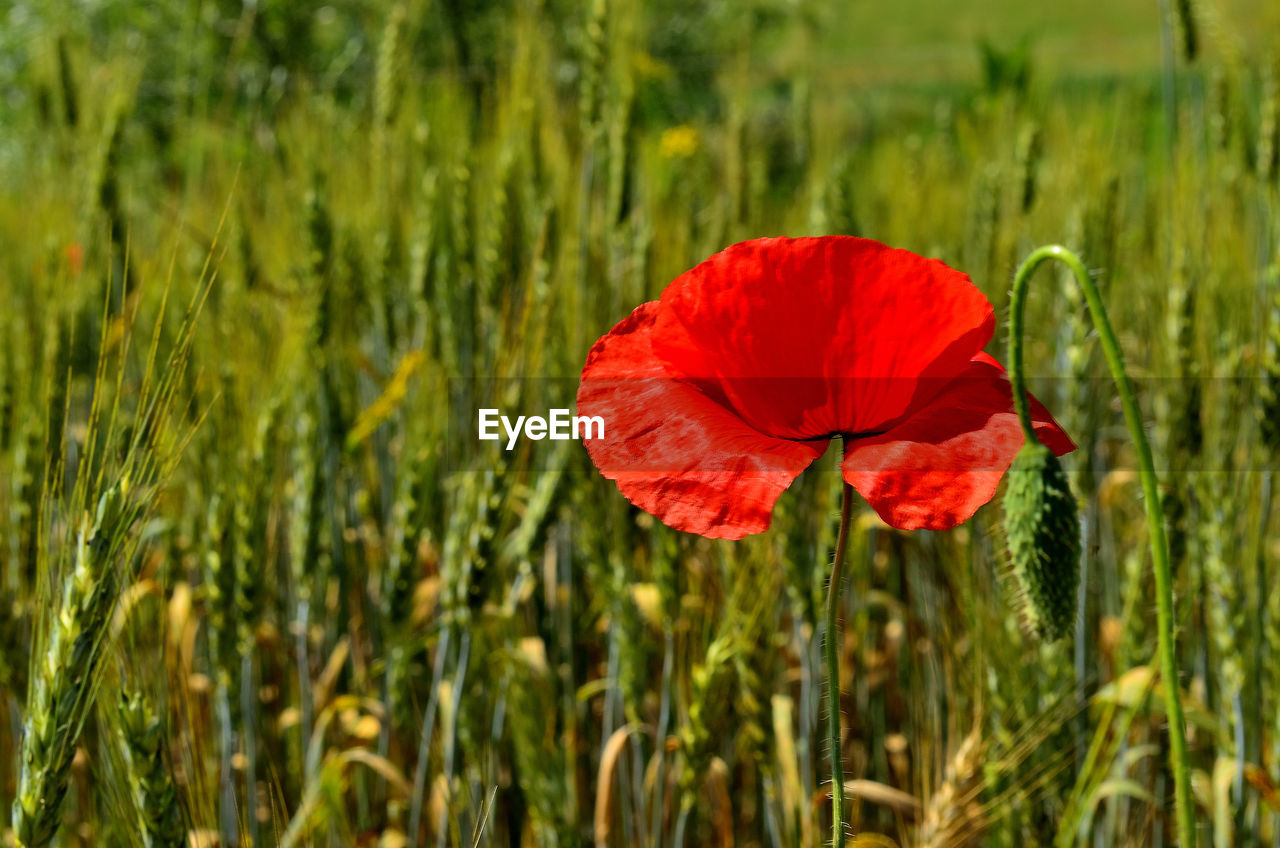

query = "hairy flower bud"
[1003,441,1081,641]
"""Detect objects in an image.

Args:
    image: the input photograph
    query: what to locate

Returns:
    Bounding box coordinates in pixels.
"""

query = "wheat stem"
[408,625,451,848]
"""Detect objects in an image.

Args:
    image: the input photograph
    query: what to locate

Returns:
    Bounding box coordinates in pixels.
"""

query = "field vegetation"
[1,1,1279,845]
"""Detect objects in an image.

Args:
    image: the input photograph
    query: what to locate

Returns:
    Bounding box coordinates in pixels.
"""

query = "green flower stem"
[1009,244,1196,846]
[827,479,854,848]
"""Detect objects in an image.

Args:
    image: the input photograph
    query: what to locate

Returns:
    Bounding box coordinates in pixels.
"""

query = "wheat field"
[0,1,1279,846]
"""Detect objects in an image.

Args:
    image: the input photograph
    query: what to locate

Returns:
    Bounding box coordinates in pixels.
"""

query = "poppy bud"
[1003,441,1080,641]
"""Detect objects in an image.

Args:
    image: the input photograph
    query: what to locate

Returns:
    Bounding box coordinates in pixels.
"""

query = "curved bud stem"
[827,479,854,848]
[1009,245,1195,846]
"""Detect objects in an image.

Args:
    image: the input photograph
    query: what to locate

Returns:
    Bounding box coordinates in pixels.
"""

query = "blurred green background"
[1,1,1279,846]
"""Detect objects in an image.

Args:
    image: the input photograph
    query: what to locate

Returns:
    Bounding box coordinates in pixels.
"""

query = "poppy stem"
[826,479,854,848]
[1008,245,1196,847]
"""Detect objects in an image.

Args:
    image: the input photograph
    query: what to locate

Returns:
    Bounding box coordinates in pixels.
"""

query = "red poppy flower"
[65,242,84,276]
[576,236,1074,539]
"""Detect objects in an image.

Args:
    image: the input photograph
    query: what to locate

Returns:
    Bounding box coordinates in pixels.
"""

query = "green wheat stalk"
[13,271,207,847]
[120,688,186,848]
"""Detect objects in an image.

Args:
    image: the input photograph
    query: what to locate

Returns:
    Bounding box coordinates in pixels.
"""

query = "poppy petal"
[841,352,1075,530]
[578,302,827,539]
[650,236,995,440]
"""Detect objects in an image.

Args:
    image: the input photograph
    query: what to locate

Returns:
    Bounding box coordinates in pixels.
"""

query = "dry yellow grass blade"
[311,636,350,712]
[705,756,733,848]
[594,725,636,847]
[843,779,923,819]
[848,835,901,848]
[109,576,163,639]
[346,350,425,450]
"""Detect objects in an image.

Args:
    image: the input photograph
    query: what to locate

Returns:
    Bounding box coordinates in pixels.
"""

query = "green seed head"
[94,484,126,534]
[1260,271,1280,454]
[1003,441,1081,641]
